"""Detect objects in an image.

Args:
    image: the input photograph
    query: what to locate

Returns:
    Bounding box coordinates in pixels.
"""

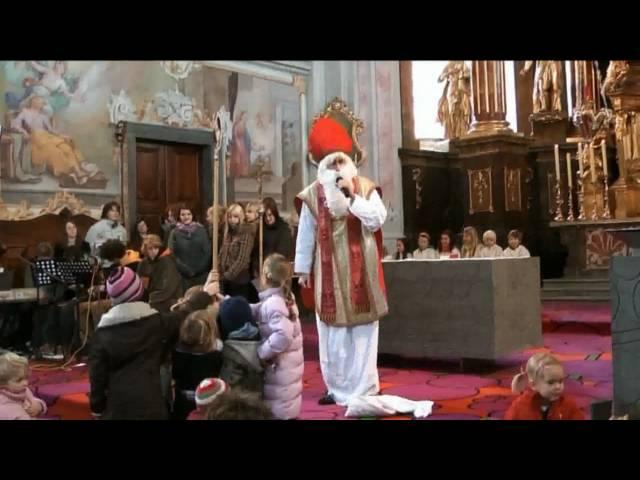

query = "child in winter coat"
[89,266,212,420]
[218,296,263,395]
[254,253,304,420]
[504,352,584,420]
[186,378,228,420]
[172,310,224,420]
[0,352,47,420]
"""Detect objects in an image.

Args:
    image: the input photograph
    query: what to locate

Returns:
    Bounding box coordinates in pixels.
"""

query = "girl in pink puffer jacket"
[254,254,304,420]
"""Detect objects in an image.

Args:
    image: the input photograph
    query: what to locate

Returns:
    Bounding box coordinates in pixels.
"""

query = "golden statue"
[437,61,471,139]
[520,61,563,113]
[581,109,614,183]
[602,61,629,97]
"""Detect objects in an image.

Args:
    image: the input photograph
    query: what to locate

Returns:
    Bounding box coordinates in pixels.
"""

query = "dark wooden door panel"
[136,141,203,236]
[166,144,202,221]
[136,142,166,234]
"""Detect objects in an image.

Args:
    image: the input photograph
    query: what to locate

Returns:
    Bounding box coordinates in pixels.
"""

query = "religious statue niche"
[436,61,472,139]
[468,167,493,214]
[521,61,564,116]
[585,228,628,270]
[572,61,606,138]
[581,109,615,218]
[504,167,522,212]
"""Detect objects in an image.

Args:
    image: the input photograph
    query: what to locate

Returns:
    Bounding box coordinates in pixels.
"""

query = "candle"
[601,139,608,178]
[578,143,584,177]
[566,152,573,188]
[590,144,596,183]
[554,144,561,182]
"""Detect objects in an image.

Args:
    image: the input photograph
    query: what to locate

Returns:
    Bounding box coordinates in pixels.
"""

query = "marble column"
[468,61,512,135]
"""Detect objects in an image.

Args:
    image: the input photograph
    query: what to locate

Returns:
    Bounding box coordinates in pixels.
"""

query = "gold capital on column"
[468,60,512,136]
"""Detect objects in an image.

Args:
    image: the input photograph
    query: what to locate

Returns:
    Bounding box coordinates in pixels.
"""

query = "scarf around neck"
[176,222,201,235]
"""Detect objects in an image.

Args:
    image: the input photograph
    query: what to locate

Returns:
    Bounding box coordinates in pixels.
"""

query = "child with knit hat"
[89,266,214,420]
[186,378,227,420]
[218,296,264,396]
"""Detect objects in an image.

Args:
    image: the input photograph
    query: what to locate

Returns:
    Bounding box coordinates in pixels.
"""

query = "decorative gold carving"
[309,97,365,166]
[602,61,629,97]
[585,228,628,270]
[468,167,493,214]
[0,200,34,221]
[39,191,91,216]
[504,167,521,212]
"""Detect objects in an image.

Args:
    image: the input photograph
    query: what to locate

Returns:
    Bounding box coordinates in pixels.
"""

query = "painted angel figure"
[520,61,563,113]
[4,61,101,117]
[436,61,471,139]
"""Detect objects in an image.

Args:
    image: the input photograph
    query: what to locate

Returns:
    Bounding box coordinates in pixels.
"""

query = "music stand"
[57,260,93,286]
[30,259,87,358]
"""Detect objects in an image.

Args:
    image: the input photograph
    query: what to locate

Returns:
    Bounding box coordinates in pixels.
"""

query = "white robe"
[295,190,386,406]
[477,245,503,258]
[502,244,530,258]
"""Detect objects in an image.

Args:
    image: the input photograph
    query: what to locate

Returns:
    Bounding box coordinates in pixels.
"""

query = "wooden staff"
[210,114,222,285]
[257,159,265,280]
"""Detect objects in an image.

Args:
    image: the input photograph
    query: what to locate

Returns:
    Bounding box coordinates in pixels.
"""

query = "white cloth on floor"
[345,395,434,418]
[316,314,380,406]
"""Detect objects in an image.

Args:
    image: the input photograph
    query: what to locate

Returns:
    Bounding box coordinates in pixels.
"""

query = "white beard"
[317,154,358,219]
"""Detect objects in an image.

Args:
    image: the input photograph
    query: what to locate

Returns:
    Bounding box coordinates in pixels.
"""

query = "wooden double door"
[136,141,204,236]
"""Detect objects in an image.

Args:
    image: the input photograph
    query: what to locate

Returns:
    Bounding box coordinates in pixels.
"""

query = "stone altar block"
[610,256,640,415]
[380,258,542,360]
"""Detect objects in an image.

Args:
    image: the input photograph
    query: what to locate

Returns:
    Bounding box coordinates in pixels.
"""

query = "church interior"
[0,60,637,421]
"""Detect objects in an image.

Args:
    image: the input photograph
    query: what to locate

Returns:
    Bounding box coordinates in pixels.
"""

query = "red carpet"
[29,302,612,420]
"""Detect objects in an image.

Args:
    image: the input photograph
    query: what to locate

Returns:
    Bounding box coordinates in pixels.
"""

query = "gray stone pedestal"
[610,256,640,415]
[379,258,542,360]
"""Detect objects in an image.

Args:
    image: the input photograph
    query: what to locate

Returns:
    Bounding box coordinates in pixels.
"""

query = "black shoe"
[318,393,336,405]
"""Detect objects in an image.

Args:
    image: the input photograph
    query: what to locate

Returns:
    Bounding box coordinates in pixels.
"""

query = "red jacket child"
[504,352,585,421]
[504,388,585,420]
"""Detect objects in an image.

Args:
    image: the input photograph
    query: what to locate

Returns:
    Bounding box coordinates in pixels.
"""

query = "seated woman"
[412,232,437,260]
[393,238,412,260]
[437,230,460,259]
[54,220,91,262]
[478,230,503,258]
[11,94,101,185]
[129,218,150,255]
[137,234,183,313]
[460,226,481,259]
[502,229,531,258]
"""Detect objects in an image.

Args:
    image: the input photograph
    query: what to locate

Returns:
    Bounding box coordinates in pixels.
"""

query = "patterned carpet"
[29,301,612,420]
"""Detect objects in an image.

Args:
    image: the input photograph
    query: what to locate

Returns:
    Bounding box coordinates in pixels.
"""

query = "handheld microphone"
[336,176,351,198]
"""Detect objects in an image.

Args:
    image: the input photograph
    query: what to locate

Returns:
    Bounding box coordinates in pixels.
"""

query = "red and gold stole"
[316,179,370,323]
